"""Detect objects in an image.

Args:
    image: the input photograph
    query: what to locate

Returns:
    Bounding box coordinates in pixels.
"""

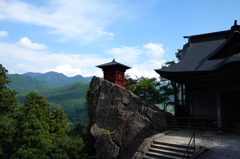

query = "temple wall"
[190,89,217,119]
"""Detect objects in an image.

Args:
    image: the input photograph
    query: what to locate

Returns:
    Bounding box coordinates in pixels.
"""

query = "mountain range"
[23,71,92,87]
[7,72,93,125]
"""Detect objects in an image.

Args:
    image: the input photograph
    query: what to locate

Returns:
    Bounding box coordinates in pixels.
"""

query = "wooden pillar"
[188,87,193,116]
[173,82,178,116]
[216,90,222,131]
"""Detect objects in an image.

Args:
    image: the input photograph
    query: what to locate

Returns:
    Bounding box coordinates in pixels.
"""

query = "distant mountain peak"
[22,71,92,87]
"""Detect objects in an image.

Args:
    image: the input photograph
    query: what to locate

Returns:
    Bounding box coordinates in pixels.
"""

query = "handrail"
[183,131,195,159]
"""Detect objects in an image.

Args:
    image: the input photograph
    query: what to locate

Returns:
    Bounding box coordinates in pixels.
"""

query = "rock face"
[87,77,168,159]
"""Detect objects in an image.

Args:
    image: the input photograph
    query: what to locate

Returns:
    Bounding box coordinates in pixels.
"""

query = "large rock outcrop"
[87,77,168,159]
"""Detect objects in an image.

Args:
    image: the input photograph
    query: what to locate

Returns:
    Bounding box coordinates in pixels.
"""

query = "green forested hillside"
[1,65,94,158]
[7,73,90,124]
[23,71,92,87]
[7,74,54,95]
[41,82,89,125]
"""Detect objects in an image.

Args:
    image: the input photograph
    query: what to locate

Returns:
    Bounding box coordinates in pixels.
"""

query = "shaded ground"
[154,129,240,159]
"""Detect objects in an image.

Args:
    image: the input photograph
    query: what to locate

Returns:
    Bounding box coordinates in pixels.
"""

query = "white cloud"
[18,37,47,50]
[127,67,158,79]
[106,46,142,56]
[48,65,83,77]
[126,59,166,79]
[106,46,143,63]
[0,40,109,77]
[105,43,166,78]
[0,39,166,78]
[0,0,128,43]
[48,64,103,77]
[143,42,164,58]
[0,31,8,37]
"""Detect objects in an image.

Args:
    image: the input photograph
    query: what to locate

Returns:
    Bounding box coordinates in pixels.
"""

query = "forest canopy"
[0,64,94,159]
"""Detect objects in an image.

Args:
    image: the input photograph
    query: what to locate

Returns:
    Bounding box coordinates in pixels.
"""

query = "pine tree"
[0,64,19,158]
[0,64,18,115]
[12,92,52,159]
[0,65,92,158]
[50,107,70,136]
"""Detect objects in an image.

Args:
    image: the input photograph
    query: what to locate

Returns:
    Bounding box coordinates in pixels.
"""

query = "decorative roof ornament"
[231,20,240,31]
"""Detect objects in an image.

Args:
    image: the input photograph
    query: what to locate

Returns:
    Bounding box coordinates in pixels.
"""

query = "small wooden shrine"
[155,21,240,132]
[96,59,130,87]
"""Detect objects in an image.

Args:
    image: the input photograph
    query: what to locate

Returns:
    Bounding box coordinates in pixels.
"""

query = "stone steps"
[166,114,181,130]
[143,140,195,159]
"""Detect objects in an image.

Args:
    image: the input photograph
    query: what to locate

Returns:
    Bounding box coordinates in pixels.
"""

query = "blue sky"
[0,0,240,78]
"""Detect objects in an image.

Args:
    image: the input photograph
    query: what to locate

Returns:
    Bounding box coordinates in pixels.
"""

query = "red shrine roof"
[96,59,131,69]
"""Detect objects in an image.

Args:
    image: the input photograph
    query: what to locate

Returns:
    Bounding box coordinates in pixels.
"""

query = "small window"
[178,84,186,105]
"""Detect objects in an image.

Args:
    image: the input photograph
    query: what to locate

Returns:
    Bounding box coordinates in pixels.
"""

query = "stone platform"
[134,129,240,159]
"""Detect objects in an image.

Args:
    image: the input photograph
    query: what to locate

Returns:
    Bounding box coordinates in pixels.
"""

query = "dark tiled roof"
[155,27,240,76]
[96,59,131,69]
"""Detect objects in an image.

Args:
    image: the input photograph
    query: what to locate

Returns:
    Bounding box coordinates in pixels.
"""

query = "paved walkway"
[156,129,240,159]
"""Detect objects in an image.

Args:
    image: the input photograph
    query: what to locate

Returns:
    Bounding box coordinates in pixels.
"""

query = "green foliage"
[159,49,183,105]
[13,115,52,159]
[0,115,17,159]
[0,64,11,88]
[96,129,115,140]
[161,49,182,70]
[53,136,86,159]
[125,76,173,104]
[161,60,176,69]
[7,74,53,96]
[0,66,18,115]
[125,49,183,105]
[69,122,87,137]
[133,77,161,104]
[13,92,52,158]
[124,75,137,91]
[175,49,183,61]
[0,65,19,158]
[50,107,70,136]
[12,92,91,159]
[41,82,89,124]
[0,65,95,158]
[0,88,18,115]
[8,74,89,124]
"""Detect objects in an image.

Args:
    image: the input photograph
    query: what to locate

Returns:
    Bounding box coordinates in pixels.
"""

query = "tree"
[125,49,183,106]
[0,64,18,115]
[159,49,183,108]
[69,122,87,137]
[12,92,52,159]
[125,76,172,104]
[12,92,91,159]
[0,64,10,88]
[161,49,182,70]
[0,65,94,158]
[50,107,70,136]
[175,49,183,61]
[0,64,19,158]
[0,115,17,159]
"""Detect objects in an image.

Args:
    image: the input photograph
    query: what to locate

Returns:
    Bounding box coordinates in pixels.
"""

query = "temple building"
[96,59,131,87]
[155,21,240,132]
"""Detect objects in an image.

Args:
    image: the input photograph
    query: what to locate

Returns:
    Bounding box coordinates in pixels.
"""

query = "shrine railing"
[182,131,195,159]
